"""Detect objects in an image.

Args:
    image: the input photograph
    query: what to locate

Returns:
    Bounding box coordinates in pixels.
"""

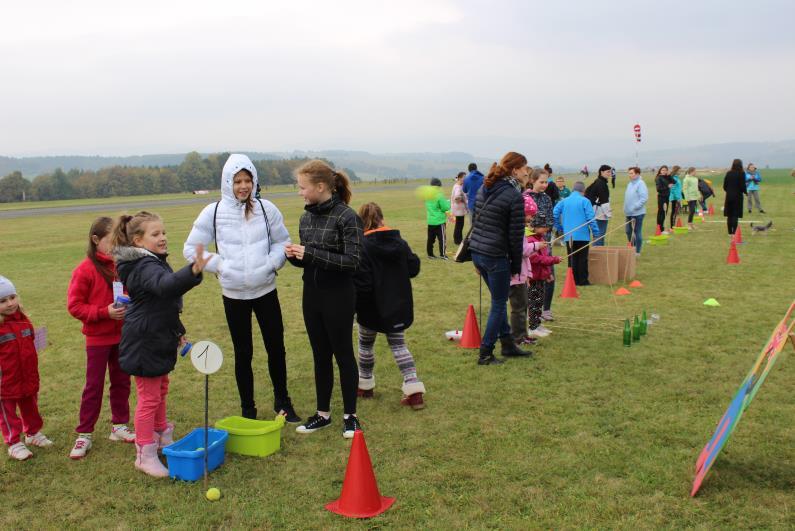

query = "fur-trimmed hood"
[113,245,160,264]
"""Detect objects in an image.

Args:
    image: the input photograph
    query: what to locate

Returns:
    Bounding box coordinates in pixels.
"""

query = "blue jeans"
[594,219,608,246]
[472,252,511,350]
[625,214,644,254]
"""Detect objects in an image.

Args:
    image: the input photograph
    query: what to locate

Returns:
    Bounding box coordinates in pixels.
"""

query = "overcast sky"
[2,0,793,158]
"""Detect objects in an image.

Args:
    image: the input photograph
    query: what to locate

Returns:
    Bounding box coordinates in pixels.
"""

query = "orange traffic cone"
[733,225,743,244]
[727,241,740,264]
[560,267,579,299]
[615,287,631,296]
[459,305,481,348]
[326,430,395,518]
[629,280,643,288]
[675,217,683,228]
[708,204,715,215]
[654,225,662,236]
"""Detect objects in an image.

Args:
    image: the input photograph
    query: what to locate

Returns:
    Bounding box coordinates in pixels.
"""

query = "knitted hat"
[523,194,538,217]
[0,276,16,299]
[430,177,442,187]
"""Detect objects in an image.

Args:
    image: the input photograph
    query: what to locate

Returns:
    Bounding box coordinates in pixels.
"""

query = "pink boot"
[135,442,169,478]
[156,423,175,450]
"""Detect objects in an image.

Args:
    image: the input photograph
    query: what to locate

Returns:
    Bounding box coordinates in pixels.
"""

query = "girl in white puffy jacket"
[183,154,300,423]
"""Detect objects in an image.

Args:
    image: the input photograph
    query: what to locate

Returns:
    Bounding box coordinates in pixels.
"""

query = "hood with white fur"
[221,154,259,205]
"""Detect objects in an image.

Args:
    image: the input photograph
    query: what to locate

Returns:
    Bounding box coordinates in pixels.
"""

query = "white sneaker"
[109,424,136,443]
[25,432,53,448]
[70,434,93,459]
[662,230,670,235]
[541,310,554,322]
[537,325,553,335]
[527,327,550,338]
[8,442,33,461]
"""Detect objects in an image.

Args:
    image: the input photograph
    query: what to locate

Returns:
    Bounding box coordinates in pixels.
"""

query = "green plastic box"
[214,415,285,457]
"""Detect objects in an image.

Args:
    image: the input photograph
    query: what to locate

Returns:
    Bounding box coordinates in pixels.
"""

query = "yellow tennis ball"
[414,185,440,201]
[206,487,221,501]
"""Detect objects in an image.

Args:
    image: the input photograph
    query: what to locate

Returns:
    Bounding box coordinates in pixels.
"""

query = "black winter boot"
[500,336,532,357]
[477,345,504,365]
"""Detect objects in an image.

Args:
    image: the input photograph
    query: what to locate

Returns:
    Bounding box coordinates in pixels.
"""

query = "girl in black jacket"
[285,160,364,439]
[112,211,207,478]
[354,203,426,410]
[654,165,673,232]
[723,158,747,235]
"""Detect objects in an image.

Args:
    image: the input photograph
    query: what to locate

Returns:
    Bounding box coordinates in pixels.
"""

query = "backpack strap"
[212,201,220,253]
[212,199,273,255]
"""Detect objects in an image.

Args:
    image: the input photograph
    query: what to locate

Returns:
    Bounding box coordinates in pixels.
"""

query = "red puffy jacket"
[0,310,40,399]
[67,254,123,346]
[528,233,561,281]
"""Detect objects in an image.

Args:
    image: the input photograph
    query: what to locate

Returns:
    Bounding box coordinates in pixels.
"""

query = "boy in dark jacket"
[355,203,426,409]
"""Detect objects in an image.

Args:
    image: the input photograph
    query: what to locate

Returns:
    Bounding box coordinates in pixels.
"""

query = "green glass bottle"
[640,310,648,335]
[623,319,631,347]
[632,315,641,341]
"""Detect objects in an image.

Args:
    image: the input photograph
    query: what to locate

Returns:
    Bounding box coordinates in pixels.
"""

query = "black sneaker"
[477,354,504,366]
[242,406,257,420]
[343,415,362,439]
[760,209,766,213]
[274,398,302,424]
[296,414,331,434]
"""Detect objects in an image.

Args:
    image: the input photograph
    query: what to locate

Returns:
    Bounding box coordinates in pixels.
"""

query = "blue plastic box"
[162,428,228,481]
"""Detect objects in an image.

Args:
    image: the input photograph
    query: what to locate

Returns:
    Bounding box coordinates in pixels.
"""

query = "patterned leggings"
[527,280,545,330]
[357,325,419,384]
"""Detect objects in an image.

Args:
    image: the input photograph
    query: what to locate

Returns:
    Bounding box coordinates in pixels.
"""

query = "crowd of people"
[0,153,767,473]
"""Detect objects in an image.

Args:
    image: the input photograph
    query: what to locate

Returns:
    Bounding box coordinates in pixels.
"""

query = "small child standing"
[425,178,452,259]
[527,212,562,339]
[112,212,207,477]
[355,203,426,409]
[508,194,544,349]
[0,276,53,461]
[67,217,135,459]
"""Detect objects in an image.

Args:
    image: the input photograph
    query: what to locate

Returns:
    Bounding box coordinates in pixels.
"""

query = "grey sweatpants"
[747,190,763,211]
[508,283,528,344]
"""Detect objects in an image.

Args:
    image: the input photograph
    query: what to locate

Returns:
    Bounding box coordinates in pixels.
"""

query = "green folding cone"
[703,298,721,307]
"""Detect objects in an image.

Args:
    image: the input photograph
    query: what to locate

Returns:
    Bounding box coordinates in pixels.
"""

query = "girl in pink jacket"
[508,194,545,347]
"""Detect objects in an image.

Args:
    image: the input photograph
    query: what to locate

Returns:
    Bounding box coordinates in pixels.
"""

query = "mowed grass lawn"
[0,170,793,529]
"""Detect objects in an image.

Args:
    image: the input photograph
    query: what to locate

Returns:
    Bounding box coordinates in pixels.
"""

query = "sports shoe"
[343,415,362,439]
[662,230,670,235]
[439,256,450,261]
[70,434,93,459]
[520,336,537,345]
[427,255,438,260]
[274,398,302,424]
[500,336,532,357]
[541,310,554,322]
[537,325,552,335]
[8,442,33,461]
[400,393,425,410]
[527,327,550,338]
[109,424,135,443]
[357,388,374,398]
[296,414,332,434]
[759,209,766,213]
[477,354,504,365]
[25,432,53,448]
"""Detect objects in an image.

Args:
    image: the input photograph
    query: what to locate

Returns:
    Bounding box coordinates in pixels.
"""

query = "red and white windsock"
[633,123,642,143]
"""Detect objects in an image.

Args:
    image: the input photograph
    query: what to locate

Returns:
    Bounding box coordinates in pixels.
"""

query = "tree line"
[0,152,359,203]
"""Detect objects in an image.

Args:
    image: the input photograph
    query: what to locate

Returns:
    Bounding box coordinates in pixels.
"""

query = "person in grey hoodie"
[623,167,648,255]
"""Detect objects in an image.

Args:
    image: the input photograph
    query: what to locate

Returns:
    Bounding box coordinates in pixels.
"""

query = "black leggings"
[687,200,697,223]
[223,291,289,410]
[453,216,465,245]
[303,276,358,414]
[669,200,681,228]
[427,224,447,257]
[656,195,669,230]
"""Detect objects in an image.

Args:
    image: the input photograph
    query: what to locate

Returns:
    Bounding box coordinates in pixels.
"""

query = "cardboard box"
[588,247,618,285]
[614,246,636,281]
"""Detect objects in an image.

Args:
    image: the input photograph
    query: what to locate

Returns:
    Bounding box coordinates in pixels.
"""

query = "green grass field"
[0,170,793,529]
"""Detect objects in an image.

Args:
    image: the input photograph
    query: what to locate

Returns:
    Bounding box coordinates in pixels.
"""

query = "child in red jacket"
[0,276,53,461]
[527,212,561,339]
[67,217,134,460]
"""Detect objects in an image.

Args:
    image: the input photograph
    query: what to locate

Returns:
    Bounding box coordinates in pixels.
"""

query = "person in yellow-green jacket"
[682,166,701,229]
[425,178,452,259]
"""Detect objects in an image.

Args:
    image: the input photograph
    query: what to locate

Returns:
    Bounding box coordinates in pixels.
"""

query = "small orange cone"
[727,241,740,264]
[615,287,631,296]
[459,305,481,348]
[708,204,715,215]
[629,280,643,288]
[654,225,662,236]
[326,430,395,518]
[675,217,683,228]
[733,225,743,244]
[560,267,579,299]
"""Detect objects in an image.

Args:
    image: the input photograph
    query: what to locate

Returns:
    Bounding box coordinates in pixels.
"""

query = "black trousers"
[223,290,289,411]
[566,240,590,285]
[727,217,739,235]
[427,224,447,257]
[669,200,681,228]
[453,216,465,245]
[656,195,669,230]
[687,200,697,223]
[303,276,358,414]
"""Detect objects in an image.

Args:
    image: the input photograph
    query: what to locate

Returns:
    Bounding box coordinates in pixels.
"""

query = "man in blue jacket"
[462,163,484,222]
[553,182,600,286]
[745,163,765,213]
